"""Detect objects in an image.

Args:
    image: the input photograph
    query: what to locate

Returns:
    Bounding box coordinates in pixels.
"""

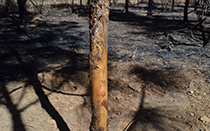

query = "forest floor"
[0,3,210,131]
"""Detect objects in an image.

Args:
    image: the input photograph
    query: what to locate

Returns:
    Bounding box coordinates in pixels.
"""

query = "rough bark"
[89,0,110,130]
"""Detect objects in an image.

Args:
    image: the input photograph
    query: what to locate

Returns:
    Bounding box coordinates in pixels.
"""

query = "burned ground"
[0,3,210,131]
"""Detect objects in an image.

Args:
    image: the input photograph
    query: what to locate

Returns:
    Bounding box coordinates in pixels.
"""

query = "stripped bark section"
[89,0,109,130]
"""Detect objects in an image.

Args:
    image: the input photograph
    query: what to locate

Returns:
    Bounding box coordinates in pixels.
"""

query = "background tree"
[17,0,27,25]
[184,0,189,21]
[172,0,175,10]
[80,0,82,6]
[147,0,153,16]
[125,0,129,13]
[194,0,199,11]
[17,0,31,38]
[89,0,110,130]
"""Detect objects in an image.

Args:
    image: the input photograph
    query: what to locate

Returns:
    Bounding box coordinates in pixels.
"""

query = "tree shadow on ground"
[74,4,187,28]
[0,9,90,130]
[73,4,190,34]
[0,82,26,131]
[109,9,187,34]
[125,106,186,131]
[125,64,191,130]
[130,65,190,92]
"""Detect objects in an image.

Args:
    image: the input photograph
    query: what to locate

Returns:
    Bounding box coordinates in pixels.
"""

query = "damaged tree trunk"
[89,0,110,130]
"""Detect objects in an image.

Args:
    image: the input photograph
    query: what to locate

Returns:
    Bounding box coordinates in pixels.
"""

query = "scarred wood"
[89,0,110,130]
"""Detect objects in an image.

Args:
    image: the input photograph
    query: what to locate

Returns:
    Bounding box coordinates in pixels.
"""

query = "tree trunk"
[184,0,189,21]
[147,0,153,16]
[80,0,82,7]
[89,0,110,130]
[171,0,174,10]
[194,0,198,11]
[87,0,90,6]
[17,0,31,38]
[72,0,74,12]
[17,0,27,24]
[125,0,129,13]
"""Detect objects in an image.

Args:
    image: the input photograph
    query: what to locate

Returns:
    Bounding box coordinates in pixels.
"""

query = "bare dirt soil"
[0,3,210,131]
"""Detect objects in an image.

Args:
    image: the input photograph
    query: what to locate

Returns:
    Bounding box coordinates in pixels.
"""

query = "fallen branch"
[189,30,201,42]
[168,35,202,47]
[67,4,72,13]
[192,18,206,29]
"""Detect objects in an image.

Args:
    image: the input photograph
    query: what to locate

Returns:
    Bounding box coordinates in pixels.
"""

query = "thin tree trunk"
[184,0,189,21]
[17,0,27,24]
[87,0,90,6]
[17,0,32,38]
[194,0,198,11]
[147,0,153,16]
[89,0,110,130]
[72,0,74,12]
[125,0,129,13]
[171,0,174,10]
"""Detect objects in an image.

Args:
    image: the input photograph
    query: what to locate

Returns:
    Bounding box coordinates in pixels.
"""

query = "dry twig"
[132,47,138,60]
[123,108,156,131]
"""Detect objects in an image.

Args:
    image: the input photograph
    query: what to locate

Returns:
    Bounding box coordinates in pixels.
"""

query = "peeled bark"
[89,0,109,130]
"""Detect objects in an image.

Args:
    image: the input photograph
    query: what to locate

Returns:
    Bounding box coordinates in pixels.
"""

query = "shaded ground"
[0,3,210,131]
